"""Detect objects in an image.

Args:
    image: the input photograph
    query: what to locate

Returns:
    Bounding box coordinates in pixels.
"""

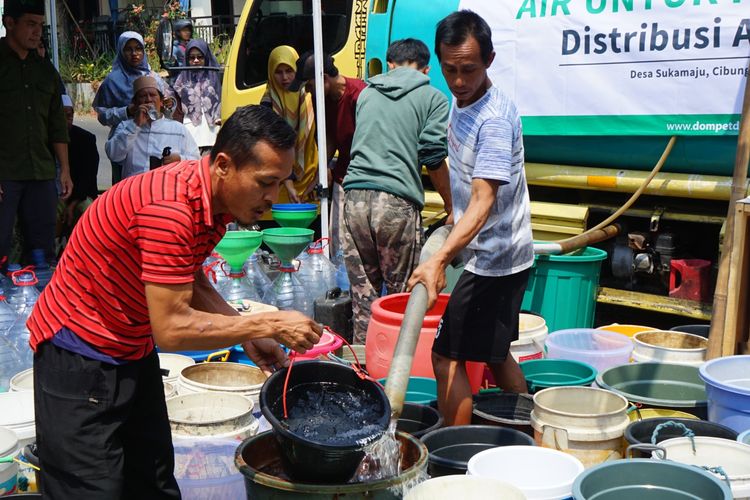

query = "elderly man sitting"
[106,76,199,178]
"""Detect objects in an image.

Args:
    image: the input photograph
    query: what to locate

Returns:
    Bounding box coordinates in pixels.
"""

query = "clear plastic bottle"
[265,267,314,317]
[30,248,54,291]
[0,335,22,392]
[7,270,40,316]
[243,251,273,301]
[334,250,350,292]
[297,242,337,302]
[219,275,262,302]
[203,256,231,291]
[7,319,32,371]
[0,296,19,336]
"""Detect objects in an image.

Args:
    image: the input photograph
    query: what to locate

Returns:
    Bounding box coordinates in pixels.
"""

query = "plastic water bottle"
[7,270,40,317]
[265,270,314,317]
[203,256,230,291]
[0,335,22,392]
[30,249,54,291]
[297,242,337,302]
[7,320,32,371]
[0,296,19,336]
[334,250,350,292]
[219,275,262,302]
[243,252,273,301]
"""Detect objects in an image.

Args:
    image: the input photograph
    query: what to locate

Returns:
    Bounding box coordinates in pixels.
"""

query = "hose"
[383,225,452,420]
[535,135,677,255]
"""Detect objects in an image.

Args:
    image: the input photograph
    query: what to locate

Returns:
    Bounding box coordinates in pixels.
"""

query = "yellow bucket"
[627,407,699,422]
[597,324,655,338]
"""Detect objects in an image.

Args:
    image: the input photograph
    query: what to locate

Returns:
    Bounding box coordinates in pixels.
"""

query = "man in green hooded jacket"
[342,38,452,343]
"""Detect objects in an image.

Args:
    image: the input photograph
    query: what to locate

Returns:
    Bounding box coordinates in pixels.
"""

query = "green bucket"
[573,459,732,499]
[378,376,437,404]
[522,246,607,333]
[520,359,597,393]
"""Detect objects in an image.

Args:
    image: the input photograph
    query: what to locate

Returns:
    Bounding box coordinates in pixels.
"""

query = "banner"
[458,0,749,136]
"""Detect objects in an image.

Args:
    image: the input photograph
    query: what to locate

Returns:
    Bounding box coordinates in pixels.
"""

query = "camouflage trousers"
[342,189,424,344]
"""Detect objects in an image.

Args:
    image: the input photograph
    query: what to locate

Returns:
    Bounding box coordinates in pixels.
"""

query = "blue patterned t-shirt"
[447,85,534,276]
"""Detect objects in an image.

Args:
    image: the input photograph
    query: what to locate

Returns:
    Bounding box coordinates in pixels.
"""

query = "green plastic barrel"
[522,247,608,333]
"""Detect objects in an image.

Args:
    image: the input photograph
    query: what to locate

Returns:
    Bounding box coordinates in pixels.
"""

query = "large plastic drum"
[522,247,608,332]
[699,355,750,433]
[366,293,484,393]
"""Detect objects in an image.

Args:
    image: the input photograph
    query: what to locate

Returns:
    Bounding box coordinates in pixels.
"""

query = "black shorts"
[432,268,530,363]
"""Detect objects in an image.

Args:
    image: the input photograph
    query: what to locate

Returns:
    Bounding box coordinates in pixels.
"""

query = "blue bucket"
[228,345,258,366]
[699,355,750,433]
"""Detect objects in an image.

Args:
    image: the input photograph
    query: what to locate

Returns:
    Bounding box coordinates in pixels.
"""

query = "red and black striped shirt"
[28,156,232,360]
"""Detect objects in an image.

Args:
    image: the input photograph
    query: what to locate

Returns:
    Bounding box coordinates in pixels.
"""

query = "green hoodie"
[343,67,449,209]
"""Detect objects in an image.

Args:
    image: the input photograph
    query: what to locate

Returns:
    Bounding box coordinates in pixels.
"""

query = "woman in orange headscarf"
[262,46,319,203]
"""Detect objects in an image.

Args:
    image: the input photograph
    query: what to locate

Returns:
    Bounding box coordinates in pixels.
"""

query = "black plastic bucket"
[471,392,534,436]
[625,417,738,457]
[670,324,710,338]
[396,403,443,439]
[420,425,534,477]
[259,360,390,483]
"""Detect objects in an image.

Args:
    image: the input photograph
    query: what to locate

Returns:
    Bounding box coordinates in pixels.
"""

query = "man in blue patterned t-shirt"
[408,10,534,426]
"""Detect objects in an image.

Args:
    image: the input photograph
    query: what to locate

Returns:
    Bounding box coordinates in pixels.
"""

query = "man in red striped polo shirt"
[28,105,322,498]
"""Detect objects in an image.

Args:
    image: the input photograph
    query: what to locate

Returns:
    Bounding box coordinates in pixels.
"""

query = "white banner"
[458,0,749,135]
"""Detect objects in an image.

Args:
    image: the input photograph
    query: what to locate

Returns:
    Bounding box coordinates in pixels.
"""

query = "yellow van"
[221,0,370,121]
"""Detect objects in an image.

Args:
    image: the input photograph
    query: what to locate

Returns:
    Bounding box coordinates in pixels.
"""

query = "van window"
[237,0,353,89]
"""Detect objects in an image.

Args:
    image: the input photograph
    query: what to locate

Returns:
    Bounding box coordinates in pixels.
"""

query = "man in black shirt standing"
[0,0,72,268]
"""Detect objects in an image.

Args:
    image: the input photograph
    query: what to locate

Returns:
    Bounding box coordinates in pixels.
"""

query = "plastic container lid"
[546,329,633,371]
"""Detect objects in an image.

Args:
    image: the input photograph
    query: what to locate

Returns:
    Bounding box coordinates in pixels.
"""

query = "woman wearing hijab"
[172,40,221,153]
[261,45,319,203]
[93,31,170,184]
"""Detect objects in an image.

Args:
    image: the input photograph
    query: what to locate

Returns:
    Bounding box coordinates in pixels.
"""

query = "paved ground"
[74,114,112,191]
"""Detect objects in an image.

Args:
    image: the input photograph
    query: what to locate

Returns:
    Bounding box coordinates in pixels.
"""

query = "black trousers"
[34,343,181,499]
[0,179,57,264]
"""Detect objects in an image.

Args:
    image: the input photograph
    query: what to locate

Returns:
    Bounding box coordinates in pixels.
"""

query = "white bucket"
[158,353,195,385]
[0,427,19,495]
[632,330,707,367]
[404,475,526,500]
[9,369,33,392]
[511,313,548,362]
[177,362,266,407]
[654,436,750,499]
[531,386,630,468]
[0,392,35,449]
[164,381,177,399]
[167,392,259,441]
[468,445,584,500]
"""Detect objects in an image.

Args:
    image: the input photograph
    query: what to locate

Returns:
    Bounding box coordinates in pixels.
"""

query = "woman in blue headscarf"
[172,39,221,152]
[93,31,170,183]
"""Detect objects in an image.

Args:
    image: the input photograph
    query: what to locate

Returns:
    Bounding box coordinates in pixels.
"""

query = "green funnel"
[214,231,263,272]
[262,227,314,264]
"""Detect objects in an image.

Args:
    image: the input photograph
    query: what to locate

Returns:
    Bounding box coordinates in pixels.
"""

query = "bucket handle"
[651,421,696,452]
[626,403,644,421]
[205,350,231,363]
[626,443,667,460]
[541,424,569,451]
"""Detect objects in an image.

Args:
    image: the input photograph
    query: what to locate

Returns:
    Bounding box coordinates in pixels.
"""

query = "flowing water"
[273,382,386,446]
[353,418,401,483]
